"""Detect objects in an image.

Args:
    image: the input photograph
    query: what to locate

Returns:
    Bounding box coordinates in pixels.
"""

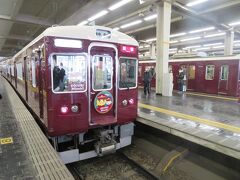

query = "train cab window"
[205,65,215,80]
[188,65,196,80]
[92,55,113,91]
[119,58,137,89]
[52,54,87,93]
[220,65,229,80]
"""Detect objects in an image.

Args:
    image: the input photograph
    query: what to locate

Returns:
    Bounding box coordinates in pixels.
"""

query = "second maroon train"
[139,56,240,97]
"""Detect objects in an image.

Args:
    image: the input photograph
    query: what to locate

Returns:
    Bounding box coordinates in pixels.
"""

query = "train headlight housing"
[71,105,79,113]
[60,106,69,114]
[122,99,128,106]
[129,98,134,105]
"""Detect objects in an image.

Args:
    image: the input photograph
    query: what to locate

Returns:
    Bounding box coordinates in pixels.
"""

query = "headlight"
[71,105,79,113]
[129,99,134,105]
[60,106,68,114]
[122,99,128,106]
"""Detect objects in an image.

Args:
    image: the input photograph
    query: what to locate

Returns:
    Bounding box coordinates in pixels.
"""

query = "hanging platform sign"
[94,91,113,114]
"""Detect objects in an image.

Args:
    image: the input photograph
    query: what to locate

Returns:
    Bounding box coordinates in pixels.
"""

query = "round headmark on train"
[94,91,113,114]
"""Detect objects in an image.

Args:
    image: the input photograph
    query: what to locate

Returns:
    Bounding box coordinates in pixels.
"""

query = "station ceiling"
[0,0,240,57]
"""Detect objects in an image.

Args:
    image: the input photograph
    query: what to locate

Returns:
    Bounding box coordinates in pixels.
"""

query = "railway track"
[117,152,159,180]
[67,152,160,180]
[67,123,240,180]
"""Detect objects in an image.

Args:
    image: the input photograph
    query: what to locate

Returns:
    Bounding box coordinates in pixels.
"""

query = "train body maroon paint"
[139,56,240,97]
[2,26,139,163]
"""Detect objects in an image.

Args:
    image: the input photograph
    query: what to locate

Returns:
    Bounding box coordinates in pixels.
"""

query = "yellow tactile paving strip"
[138,103,240,133]
[184,91,238,101]
[2,77,74,180]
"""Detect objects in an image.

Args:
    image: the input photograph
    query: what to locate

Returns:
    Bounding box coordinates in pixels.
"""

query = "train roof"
[13,25,138,59]
[139,55,240,63]
[169,55,240,62]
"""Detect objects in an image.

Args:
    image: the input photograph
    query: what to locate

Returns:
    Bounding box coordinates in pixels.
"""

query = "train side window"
[188,65,195,80]
[31,57,36,87]
[119,58,137,89]
[10,65,14,76]
[92,55,113,91]
[220,65,229,80]
[16,63,23,80]
[52,54,87,93]
[205,65,215,80]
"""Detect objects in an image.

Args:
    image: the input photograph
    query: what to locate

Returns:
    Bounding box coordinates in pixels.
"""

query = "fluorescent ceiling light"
[195,47,210,51]
[234,43,240,47]
[184,45,201,49]
[113,27,120,31]
[234,40,240,43]
[146,38,156,42]
[180,37,201,42]
[88,10,108,21]
[189,27,215,34]
[203,42,223,47]
[121,20,142,29]
[212,46,224,49]
[204,32,225,38]
[186,0,208,7]
[144,45,150,48]
[144,14,157,21]
[78,20,88,26]
[108,0,133,11]
[170,40,179,44]
[170,48,177,51]
[170,32,186,38]
[229,21,240,26]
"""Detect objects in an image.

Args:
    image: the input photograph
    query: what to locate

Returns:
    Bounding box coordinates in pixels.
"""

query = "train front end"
[45,26,138,163]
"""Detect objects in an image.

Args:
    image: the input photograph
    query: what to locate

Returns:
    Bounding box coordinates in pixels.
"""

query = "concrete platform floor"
[137,90,240,159]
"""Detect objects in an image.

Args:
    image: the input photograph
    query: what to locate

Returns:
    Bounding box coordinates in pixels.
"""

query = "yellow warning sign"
[0,137,13,144]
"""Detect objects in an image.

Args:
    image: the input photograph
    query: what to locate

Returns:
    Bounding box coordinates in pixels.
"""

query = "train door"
[14,62,17,88]
[89,45,117,125]
[187,65,196,91]
[177,65,187,90]
[196,65,205,92]
[218,65,229,94]
[37,51,44,118]
[23,57,28,101]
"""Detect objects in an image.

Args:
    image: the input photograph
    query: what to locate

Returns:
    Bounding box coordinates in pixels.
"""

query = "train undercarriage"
[51,123,134,164]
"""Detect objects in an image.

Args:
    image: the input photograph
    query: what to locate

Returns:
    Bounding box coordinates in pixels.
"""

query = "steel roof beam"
[199,0,240,15]
[0,14,53,26]
[0,35,32,41]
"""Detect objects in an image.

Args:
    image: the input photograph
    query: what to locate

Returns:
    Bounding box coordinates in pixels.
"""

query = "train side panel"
[140,58,240,97]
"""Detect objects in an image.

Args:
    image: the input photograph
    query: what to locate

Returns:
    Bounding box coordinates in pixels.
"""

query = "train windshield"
[119,58,137,89]
[92,55,113,91]
[52,54,87,93]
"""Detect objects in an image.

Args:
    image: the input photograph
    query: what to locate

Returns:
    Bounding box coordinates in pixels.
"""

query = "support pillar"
[156,1,172,95]
[150,43,156,59]
[224,31,234,55]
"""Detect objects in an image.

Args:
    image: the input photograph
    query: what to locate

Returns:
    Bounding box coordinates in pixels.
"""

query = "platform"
[137,90,240,160]
[0,76,74,179]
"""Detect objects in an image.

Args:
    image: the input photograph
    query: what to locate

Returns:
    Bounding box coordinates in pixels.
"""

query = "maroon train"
[139,56,240,97]
[1,25,139,163]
